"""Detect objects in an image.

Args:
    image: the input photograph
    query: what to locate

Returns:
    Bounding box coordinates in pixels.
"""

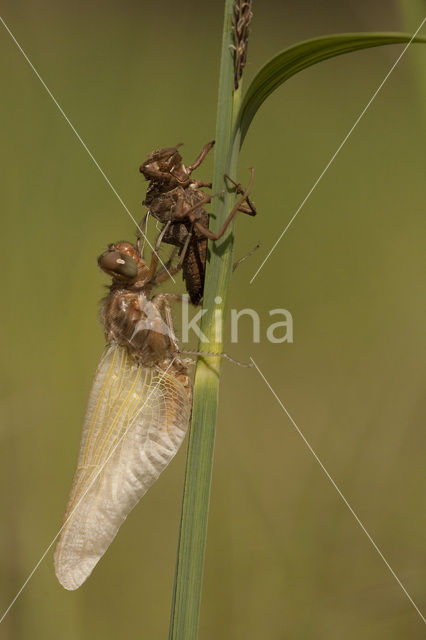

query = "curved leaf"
[236,32,426,144]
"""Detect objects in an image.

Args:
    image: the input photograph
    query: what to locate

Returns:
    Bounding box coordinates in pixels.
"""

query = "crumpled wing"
[54,344,191,590]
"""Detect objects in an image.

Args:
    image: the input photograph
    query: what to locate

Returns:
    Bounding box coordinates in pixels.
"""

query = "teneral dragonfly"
[54,241,192,590]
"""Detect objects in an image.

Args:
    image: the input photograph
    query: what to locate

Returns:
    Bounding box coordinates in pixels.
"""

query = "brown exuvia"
[140,141,256,305]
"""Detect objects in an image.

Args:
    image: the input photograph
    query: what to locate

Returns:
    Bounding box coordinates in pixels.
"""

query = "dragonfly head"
[98,243,141,283]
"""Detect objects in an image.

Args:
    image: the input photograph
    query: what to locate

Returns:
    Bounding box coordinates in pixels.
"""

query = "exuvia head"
[139,144,190,186]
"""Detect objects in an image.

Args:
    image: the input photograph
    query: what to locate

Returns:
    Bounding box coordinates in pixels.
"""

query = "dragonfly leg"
[233,243,260,272]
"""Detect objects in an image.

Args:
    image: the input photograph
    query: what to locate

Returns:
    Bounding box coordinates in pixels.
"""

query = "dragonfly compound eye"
[98,250,138,279]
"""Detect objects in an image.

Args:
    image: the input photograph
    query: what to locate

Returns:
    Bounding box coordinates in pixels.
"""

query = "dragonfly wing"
[54,344,191,590]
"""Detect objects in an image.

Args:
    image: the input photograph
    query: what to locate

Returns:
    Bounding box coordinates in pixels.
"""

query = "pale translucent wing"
[54,344,191,590]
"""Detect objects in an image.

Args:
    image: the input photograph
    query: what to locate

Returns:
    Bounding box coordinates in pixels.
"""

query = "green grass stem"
[168,1,243,638]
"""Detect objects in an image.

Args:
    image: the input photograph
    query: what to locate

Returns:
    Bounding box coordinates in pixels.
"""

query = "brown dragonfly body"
[54,240,192,590]
[54,142,257,590]
[98,241,189,371]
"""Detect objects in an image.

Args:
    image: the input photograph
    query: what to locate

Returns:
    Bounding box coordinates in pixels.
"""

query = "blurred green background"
[1,1,425,637]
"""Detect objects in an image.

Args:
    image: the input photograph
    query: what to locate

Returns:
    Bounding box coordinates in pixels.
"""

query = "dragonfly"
[54,239,192,590]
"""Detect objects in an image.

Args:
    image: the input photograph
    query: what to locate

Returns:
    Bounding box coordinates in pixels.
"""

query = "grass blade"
[236,32,426,144]
[168,1,244,638]
[398,3,426,110]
